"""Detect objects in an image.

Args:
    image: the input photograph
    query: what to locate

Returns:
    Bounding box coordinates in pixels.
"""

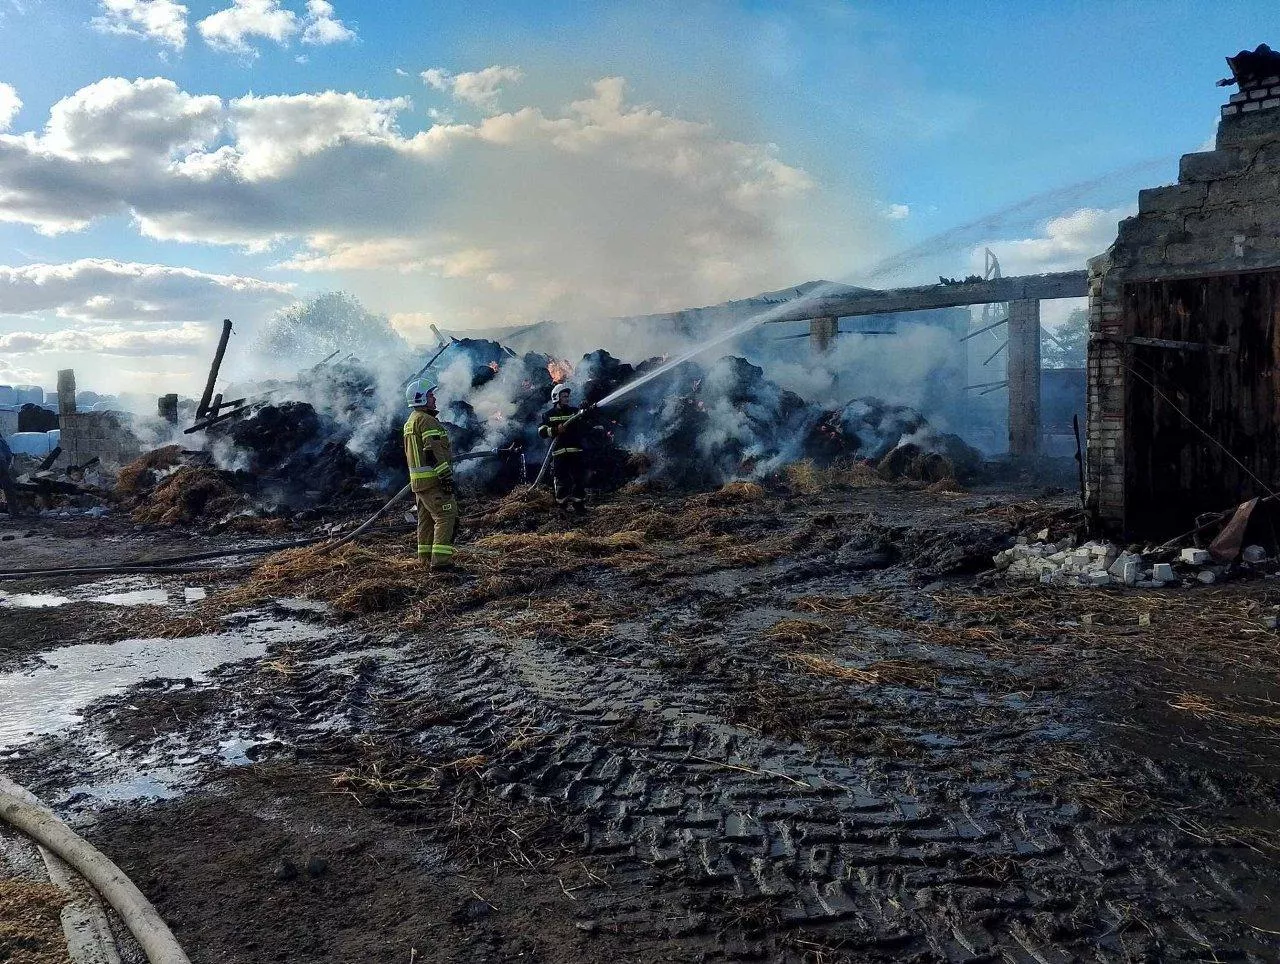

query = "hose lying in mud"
[0,449,520,579]
[318,483,410,555]
[0,775,191,964]
[0,537,327,581]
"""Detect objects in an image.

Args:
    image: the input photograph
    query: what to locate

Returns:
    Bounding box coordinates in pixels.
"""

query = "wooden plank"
[763,271,1087,323]
[1126,335,1233,354]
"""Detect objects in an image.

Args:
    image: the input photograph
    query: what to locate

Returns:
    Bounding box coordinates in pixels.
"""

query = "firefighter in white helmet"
[403,378,458,569]
[538,383,590,512]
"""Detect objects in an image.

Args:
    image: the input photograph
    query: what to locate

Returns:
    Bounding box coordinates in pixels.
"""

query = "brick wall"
[59,411,142,469]
[1086,69,1280,531]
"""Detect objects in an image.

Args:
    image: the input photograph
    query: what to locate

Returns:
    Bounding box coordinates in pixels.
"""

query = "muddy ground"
[2,481,1280,963]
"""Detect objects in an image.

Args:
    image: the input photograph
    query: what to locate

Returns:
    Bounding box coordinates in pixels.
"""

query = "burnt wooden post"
[197,319,233,419]
[1007,299,1041,456]
[810,316,838,353]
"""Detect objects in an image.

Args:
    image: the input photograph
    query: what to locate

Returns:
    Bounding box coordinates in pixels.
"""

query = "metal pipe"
[958,316,1008,343]
[983,339,1008,366]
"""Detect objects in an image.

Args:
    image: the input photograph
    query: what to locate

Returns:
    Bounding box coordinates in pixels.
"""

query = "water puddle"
[0,576,207,610]
[0,634,269,750]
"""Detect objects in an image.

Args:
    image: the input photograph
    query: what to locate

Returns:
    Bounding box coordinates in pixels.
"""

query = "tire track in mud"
[383,619,1280,963]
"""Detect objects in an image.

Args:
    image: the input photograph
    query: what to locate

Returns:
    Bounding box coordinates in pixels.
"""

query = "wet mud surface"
[3,488,1280,962]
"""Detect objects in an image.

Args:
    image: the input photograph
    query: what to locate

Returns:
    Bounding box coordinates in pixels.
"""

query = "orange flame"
[488,361,500,372]
[547,358,573,383]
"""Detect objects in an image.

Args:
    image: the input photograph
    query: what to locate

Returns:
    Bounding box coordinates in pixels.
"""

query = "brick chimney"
[1220,43,1280,118]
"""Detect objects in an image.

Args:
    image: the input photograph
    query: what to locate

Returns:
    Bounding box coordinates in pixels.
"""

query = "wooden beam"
[1126,335,1233,355]
[1007,299,1042,457]
[764,271,1087,323]
[810,316,838,352]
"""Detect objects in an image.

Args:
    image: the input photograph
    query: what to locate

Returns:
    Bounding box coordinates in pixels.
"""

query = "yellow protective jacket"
[403,409,453,493]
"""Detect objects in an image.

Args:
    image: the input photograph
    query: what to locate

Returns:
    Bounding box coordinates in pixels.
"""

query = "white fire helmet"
[550,383,571,404]
[405,378,437,409]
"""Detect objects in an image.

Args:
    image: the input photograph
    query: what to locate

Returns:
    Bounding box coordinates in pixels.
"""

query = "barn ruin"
[1087,44,1280,537]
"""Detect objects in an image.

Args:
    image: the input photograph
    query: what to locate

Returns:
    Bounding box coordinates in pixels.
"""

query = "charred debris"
[84,330,988,525]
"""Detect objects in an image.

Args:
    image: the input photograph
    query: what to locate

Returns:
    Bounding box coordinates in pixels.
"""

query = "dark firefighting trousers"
[551,450,586,510]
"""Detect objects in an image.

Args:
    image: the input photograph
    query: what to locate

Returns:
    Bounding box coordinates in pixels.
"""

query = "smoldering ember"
[7,36,1280,964]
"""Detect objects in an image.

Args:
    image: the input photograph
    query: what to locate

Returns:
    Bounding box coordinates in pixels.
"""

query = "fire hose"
[0,449,525,579]
[0,775,190,964]
[528,404,597,493]
[319,447,522,554]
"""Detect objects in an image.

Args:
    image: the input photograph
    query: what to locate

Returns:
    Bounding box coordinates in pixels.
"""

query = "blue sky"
[0,0,1275,393]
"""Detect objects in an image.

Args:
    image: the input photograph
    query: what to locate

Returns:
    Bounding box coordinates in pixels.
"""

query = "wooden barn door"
[1123,271,1280,537]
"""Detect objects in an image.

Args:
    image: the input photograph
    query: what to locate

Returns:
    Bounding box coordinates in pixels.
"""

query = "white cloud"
[301,0,354,45]
[0,73,837,323]
[972,205,1134,276]
[422,65,523,114]
[42,76,222,162]
[884,203,910,220]
[92,0,189,50]
[0,358,40,384]
[197,0,297,53]
[0,324,209,357]
[0,82,19,131]
[0,259,295,323]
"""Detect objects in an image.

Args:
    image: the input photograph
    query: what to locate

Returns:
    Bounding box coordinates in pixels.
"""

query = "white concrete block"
[1089,572,1113,587]
[1180,548,1211,565]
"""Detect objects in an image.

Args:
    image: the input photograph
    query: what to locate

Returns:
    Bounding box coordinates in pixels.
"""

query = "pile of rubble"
[995,535,1271,588]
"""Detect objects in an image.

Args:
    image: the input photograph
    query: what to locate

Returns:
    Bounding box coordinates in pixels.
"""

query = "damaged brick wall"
[59,411,142,469]
[1087,54,1280,535]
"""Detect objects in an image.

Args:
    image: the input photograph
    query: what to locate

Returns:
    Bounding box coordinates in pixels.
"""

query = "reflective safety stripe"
[553,447,582,456]
[408,461,451,481]
[421,429,448,439]
[549,415,576,422]
[417,546,433,555]
[431,545,455,556]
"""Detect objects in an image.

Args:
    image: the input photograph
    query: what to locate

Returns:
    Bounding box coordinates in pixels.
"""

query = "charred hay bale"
[131,466,243,525]
[576,349,635,405]
[227,401,322,465]
[875,443,952,482]
[115,445,186,496]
